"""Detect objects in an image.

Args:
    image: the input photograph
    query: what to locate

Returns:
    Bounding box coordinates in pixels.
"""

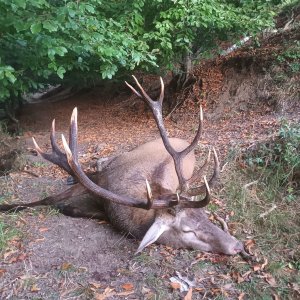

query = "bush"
[245,121,300,200]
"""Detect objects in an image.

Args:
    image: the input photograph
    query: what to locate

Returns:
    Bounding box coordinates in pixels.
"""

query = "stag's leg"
[0,174,107,220]
[54,188,107,220]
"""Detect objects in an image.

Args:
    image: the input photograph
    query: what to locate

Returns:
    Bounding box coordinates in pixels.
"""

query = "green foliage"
[245,122,300,200]
[0,0,291,105]
[143,0,280,67]
[276,41,300,73]
[0,0,157,103]
[0,217,19,252]
[220,122,300,299]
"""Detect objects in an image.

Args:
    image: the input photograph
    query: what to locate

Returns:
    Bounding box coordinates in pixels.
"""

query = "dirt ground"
[0,82,299,300]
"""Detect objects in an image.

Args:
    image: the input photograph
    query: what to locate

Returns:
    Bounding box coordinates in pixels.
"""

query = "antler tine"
[50,119,64,155]
[146,179,153,200]
[145,179,154,209]
[125,81,142,98]
[181,106,203,156]
[179,176,211,208]
[187,147,220,197]
[32,133,74,176]
[158,77,164,106]
[131,75,155,104]
[188,148,211,185]
[32,136,43,154]
[69,107,78,162]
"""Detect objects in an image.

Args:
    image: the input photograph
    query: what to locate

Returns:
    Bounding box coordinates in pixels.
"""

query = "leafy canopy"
[0,0,291,103]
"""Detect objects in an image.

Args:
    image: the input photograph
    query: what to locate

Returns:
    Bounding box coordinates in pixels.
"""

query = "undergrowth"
[221,121,300,299]
[0,213,19,252]
[0,182,21,253]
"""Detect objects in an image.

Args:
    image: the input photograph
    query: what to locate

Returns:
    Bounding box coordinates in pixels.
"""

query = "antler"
[32,109,183,209]
[60,108,207,209]
[33,77,216,210]
[126,76,203,193]
[32,119,76,176]
[125,76,220,205]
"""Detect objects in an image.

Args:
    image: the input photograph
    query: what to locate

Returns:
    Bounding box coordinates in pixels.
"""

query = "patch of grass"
[133,251,160,266]
[220,122,300,299]
[66,284,95,299]
[0,180,22,253]
[32,161,47,168]
[0,214,21,252]
[143,274,169,300]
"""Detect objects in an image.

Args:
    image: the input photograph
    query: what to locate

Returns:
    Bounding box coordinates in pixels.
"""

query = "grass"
[218,122,300,299]
[0,215,20,252]
[0,181,22,253]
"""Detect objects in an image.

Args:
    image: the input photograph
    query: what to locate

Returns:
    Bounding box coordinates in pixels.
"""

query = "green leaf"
[57,66,66,79]
[85,5,95,14]
[5,72,17,84]
[55,47,68,56]
[43,21,58,32]
[48,49,56,61]
[14,0,26,9]
[30,23,42,34]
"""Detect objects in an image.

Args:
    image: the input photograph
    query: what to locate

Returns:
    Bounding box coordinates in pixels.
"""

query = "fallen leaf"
[261,257,268,270]
[209,214,215,221]
[61,262,72,271]
[94,287,115,300]
[272,292,280,300]
[264,273,277,287]
[7,256,18,263]
[7,253,26,264]
[238,292,246,300]
[231,271,244,283]
[223,283,232,290]
[116,291,134,297]
[290,282,300,294]
[244,239,256,254]
[3,250,17,260]
[170,282,181,290]
[184,288,193,300]
[122,283,134,291]
[39,227,49,232]
[90,282,101,290]
[211,288,222,295]
[31,284,40,292]
[0,269,6,277]
[253,264,261,271]
[194,287,204,292]
[34,238,45,243]
[242,270,252,281]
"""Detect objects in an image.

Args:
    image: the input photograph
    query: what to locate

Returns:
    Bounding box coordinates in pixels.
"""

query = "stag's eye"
[182,225,196,234]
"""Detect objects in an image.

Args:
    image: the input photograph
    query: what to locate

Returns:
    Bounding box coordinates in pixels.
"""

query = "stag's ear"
[135,218,171,254]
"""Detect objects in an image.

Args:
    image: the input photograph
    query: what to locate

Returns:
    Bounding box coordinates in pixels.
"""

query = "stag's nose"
[221,238,244,255]
[229,240,244,255]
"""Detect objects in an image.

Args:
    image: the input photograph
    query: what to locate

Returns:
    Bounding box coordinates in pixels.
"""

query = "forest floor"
[0,80,299,300]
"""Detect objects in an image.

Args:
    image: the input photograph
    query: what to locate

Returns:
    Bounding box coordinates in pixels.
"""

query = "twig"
[243,180,258,190]
[21,170,40,177]
[213,213,229,233]
[220,162,228,173]
[259,204,277,218]
[2,140,11,148]
[240,249,254,261]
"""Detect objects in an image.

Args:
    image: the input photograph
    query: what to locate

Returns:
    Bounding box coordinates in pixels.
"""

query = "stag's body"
[99,138,194,238]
